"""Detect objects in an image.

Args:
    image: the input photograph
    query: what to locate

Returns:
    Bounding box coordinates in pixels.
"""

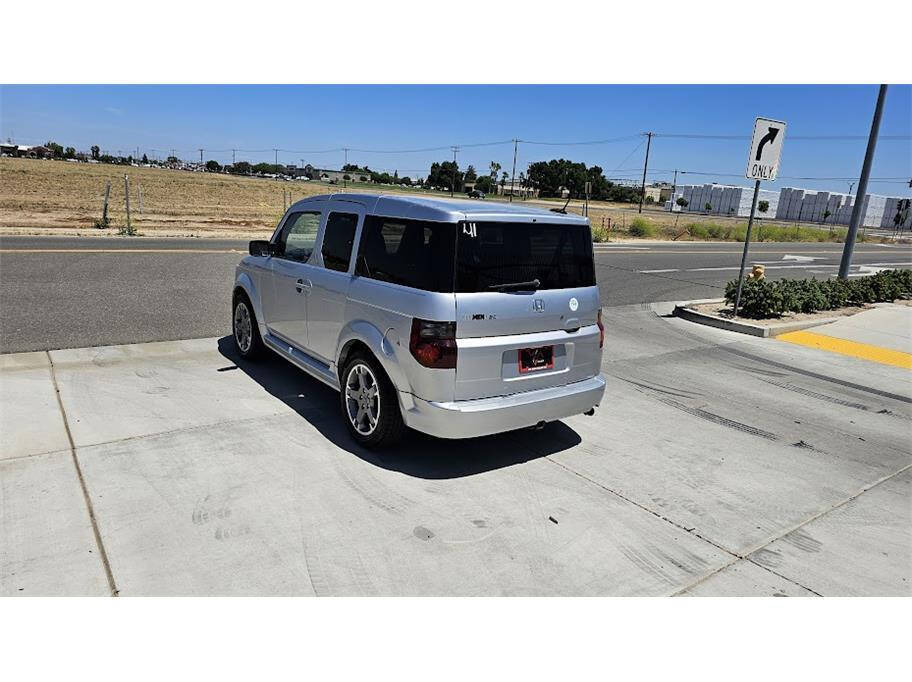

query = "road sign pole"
[732,179,761,318]
[838,84,887,280]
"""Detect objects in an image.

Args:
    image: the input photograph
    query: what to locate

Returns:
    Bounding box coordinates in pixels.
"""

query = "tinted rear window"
[456,222,595,292]
[355,216,455,292]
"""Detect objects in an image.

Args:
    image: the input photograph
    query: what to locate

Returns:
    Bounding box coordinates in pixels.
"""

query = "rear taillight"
[409,318,457,369]
[597,308,604,348]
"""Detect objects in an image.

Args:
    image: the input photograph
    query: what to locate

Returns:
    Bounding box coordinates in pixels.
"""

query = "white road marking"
[781,254,824,262]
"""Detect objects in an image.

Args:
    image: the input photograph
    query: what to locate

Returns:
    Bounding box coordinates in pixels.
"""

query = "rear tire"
[232,292,265,361]
[340,351,406,448]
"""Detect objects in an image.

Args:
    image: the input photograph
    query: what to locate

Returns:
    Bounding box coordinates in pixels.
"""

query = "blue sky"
[2,85,909,194]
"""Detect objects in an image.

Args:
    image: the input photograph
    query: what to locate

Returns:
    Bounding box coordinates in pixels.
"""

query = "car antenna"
[550,194,572,214]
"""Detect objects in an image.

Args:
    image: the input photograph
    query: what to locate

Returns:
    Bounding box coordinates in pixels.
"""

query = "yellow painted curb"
[777,330,912,370]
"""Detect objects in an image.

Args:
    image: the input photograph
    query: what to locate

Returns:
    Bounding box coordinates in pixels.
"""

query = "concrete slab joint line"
[670,461,912,597]
[544,457,824,597]
[46,350,119,597]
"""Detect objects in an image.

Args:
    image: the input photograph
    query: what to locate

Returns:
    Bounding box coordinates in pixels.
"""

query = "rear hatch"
[454,219,602,400]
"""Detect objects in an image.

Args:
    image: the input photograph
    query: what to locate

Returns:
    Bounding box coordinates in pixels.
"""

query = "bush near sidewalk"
[628,217,656,238]
[724,270,912,319]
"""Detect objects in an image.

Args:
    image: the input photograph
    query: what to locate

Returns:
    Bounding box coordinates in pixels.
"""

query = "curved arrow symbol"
[756,126,780,160]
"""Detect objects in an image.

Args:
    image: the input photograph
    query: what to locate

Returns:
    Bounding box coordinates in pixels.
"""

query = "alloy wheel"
[345,362,380,435]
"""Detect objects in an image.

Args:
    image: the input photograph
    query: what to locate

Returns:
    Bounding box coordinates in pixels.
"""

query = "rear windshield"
[455,221,595,292]
[354,217,596,293]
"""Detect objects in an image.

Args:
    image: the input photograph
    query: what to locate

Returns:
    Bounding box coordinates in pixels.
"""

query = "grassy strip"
[589,214,880,244]
[723,270,912,319]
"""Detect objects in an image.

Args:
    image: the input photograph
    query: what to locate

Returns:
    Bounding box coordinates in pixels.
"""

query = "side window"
[355,216,455,292]
[278,211,321,263]
[321,212,359,272]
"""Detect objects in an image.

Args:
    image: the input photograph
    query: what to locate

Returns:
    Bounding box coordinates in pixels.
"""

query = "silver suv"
[232,193,605,447]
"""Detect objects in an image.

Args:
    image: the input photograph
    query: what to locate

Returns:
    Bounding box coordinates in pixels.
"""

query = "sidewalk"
[778,303,912,369]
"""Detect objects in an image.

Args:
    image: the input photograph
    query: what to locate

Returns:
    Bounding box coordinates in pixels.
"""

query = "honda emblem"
[532,299,545,313]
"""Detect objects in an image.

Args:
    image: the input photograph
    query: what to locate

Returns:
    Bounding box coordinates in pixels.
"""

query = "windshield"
[456,221,595,292]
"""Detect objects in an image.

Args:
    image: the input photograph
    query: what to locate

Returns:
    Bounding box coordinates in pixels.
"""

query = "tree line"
[25,140,645,202]
[423,157,642,202]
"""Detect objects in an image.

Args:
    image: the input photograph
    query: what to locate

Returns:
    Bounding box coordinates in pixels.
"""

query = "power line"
[521,134,642,146]
[654,133,911,141]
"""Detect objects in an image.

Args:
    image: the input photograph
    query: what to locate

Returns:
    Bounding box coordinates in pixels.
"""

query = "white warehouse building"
[668,184,780,218]
[775,188,911,229]
[668,183,911,229]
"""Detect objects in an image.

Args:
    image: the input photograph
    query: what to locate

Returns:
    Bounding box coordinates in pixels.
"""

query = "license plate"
[518,345,554,373]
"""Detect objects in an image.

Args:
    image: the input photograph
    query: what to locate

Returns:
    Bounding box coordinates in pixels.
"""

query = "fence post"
[138,184,143,214]
[102,180,111,226]
[124,175,131,230]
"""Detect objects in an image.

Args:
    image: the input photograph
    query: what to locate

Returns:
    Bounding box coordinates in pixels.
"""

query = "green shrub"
[707,224,726,239]
[686,223,709,239]
[591,224,609,243]
[724,270,912,319]
[629,217,655,238]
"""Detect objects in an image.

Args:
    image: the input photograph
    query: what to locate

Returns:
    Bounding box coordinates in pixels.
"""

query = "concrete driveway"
[2,305,910,596]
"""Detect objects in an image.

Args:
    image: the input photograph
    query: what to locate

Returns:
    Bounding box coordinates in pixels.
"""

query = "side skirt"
[263,332,340,391]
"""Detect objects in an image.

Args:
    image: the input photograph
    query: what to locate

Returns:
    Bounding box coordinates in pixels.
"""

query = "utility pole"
[343,148,349,188]
[638,132,653,214]
[199,148,203,167]
[450,146,459,197]
[232,149,236,165]
[274,148,279,168]
[839,84,888,280]
[670,168,678,212]
[509,139,518,203]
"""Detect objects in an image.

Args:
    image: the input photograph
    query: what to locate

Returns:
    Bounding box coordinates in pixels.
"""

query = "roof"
[290,192,589,225]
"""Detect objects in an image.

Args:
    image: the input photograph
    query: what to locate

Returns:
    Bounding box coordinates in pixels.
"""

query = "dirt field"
[0,157,329,237]
[0,157,882,242]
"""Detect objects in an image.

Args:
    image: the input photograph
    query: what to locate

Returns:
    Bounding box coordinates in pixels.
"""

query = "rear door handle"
[295,278,312,294]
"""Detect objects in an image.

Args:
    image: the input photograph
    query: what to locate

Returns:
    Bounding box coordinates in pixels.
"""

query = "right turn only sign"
[746,117,786,181]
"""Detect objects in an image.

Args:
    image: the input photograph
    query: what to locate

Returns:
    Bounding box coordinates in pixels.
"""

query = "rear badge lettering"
[463,222,477,238]
[569,297,579,312]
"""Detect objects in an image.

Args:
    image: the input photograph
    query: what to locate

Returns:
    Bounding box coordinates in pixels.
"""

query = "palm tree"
[489,161,501,193]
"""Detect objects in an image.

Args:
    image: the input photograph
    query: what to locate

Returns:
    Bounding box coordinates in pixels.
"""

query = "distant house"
[496,182,539,199]
[310,167,369,184]
[0,144,50,158]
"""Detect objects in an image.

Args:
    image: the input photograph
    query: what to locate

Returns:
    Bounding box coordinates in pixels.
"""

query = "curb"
[672,299,839,338]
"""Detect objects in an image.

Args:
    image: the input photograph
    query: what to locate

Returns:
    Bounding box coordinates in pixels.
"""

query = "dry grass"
[0,157,327,236]
[0,157,886,243]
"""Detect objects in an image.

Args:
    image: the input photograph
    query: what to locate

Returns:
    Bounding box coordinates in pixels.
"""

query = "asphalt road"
[1,235,910,353]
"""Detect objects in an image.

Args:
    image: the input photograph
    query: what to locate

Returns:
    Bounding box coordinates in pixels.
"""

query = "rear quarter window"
[355,216,455,292]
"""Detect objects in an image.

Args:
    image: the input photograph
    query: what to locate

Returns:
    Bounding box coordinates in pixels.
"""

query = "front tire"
[232,293,264,360]
[340,351,406,448]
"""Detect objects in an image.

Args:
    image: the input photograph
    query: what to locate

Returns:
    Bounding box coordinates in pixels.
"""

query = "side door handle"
[295,278,312,294]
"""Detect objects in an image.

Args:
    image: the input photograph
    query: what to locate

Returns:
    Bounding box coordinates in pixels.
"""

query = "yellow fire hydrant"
[749,264,766,280]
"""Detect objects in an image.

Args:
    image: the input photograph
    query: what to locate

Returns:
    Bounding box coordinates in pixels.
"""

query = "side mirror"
[249,240,274,257]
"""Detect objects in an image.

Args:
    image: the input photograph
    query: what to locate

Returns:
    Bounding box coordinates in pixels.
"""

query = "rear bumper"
[402,374,606,439]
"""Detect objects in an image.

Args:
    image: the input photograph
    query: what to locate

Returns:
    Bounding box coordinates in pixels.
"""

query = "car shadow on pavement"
[217,336,581,479]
